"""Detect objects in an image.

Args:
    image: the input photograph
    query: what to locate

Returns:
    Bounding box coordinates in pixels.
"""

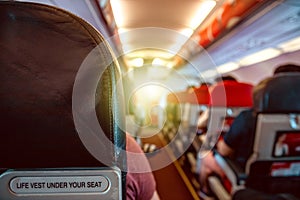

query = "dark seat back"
[0,1,126,199]
[246,74,300,197]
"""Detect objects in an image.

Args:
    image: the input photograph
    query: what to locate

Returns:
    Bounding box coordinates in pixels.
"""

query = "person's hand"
[198,151,225,194]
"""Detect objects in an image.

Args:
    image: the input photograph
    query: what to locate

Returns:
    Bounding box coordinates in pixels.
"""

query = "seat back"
[0,1,126,199]
[164,91,182,141]
[187,84,210,127]
[202,81,253,150]
[245,74,300,197]
[164,85,210,150]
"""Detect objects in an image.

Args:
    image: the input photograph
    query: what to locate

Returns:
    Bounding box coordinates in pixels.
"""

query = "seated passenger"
[126,134,160,200]
[217,63,300,168]
[197,109,209,135]
[214,75,238,82]
[197,64,300,194]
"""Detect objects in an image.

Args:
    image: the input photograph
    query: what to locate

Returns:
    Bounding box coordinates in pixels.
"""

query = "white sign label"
[10,176,110,194]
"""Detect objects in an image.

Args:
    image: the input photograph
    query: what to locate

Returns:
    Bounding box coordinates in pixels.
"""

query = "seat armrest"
[214,152,247,191]
[208,176,231,200]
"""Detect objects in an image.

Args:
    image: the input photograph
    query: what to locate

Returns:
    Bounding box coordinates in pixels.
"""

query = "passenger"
[213,75,237,83]
[126,134,160,200]
[274,133,289,157]
[196,109,209,135]
[218,63,300,168]
[197,64,300,195]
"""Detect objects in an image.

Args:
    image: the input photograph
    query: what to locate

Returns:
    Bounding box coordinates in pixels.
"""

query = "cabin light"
[164,58,178,68]
[131,58,144,67]
[201,69,218,78]
[180,28,194,38]
[152,58,165,66]
[239,48,282,66]
[110,0,124,28]
[217,62,240,74]
[169,1,216,54]
[134,84,166,106]
[118,28,129,33]
[278,36,300,53]
[189,1,216,30]
[166,62,175,68]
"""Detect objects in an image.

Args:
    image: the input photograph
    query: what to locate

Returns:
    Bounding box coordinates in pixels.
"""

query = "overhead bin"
[198,0,266,48]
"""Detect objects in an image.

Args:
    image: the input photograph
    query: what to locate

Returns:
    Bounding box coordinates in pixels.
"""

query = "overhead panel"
[197,0,265,48]
[208,0,300,66]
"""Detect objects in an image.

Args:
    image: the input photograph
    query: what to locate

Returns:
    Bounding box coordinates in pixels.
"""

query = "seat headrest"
[167,93,179,103]
[254,74,300,113]
[167,84,210,105]
[187,84,210,104]
[209,81,253,107]
[167,91,187,104]
[0,1,126,169]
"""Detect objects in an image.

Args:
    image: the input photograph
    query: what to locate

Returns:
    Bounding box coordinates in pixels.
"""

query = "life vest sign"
[0,168,121,200]
[10,176,109,194]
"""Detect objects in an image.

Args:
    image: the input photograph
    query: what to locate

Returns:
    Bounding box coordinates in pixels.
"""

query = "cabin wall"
[226,50,300,85]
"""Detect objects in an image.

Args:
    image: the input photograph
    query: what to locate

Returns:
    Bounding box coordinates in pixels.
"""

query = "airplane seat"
[245,73,300,198]
[196,84,211,137]
[163,90,190,155]
[0,1,126,199]
[210,74,300,200]
[164,92,181,141]
[179,84,211,175]
[190,84,210,133]
[201,80,253,150]
[164,85,210,155]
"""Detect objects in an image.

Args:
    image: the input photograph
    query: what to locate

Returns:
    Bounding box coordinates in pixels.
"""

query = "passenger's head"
[273,63,300,75]
[253,64,300,111]
[214,75,237,83]
[200,82,212,86]
[252,77,272,111]
[186,85,196,92]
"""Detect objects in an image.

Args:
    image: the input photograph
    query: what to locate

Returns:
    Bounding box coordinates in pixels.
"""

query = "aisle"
[140,128,200,200]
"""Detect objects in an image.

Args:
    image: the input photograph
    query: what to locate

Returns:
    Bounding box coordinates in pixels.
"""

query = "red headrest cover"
[209,81,253,107]
[186,84,210,104]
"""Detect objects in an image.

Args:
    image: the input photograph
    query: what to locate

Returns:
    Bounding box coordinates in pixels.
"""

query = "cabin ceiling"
[113,0,213,29]
[110,0,222,60]
[13,0,300,85]
[107,0,300,78]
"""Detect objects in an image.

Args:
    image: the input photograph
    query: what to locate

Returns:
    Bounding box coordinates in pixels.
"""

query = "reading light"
[131,58,144,67]
[152,58,164,66]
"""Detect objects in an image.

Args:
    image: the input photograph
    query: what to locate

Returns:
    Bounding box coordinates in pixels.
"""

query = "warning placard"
[10,176,110,194]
